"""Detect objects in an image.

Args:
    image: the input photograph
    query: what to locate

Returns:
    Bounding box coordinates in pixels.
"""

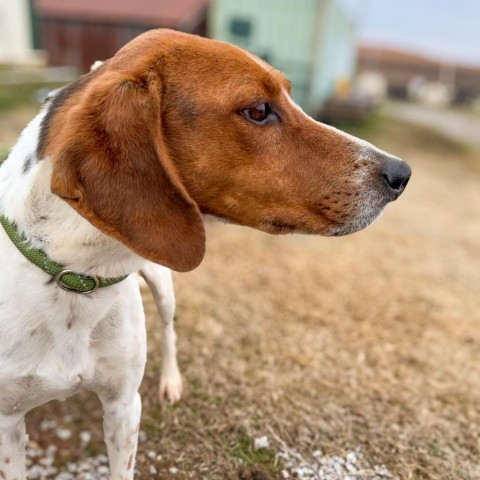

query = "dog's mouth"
[205,193,388,237]
[261,219,297,234]
[261,192,389,237]
[326,202,386,236]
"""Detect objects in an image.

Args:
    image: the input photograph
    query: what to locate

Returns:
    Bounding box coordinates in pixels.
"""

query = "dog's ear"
[50,69,205,272]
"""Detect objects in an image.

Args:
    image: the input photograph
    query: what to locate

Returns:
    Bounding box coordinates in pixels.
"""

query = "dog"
[0,29,411,479]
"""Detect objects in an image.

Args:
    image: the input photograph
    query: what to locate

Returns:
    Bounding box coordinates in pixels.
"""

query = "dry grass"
[9,112,480,479]
[0,105,40,157]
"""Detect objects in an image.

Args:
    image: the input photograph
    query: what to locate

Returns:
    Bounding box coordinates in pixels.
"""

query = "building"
[209,0,357,115]
[358,46,480,104]
[34,0,208,72]
[0,0,42,64]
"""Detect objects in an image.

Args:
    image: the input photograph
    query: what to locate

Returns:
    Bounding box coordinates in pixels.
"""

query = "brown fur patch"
[42,29,386,271]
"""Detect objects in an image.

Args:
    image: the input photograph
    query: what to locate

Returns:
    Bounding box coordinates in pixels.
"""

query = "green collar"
[0,214,128,294]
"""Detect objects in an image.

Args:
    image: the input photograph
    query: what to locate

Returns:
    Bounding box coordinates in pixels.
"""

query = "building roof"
[35,0,208,29]
[359,45,480,73]
[359,46,441,68]
[359,45,480,95]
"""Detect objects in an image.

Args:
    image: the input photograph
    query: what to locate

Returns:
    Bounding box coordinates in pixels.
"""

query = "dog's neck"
[0,110,145,278]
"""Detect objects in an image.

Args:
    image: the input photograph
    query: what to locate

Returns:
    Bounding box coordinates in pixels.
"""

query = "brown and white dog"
[0,29,410,479]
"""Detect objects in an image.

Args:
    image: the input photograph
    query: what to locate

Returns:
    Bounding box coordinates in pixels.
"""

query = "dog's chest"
[0,283,124,414]
[2,330,92,413]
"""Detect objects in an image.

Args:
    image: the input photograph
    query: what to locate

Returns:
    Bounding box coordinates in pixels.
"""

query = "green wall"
[210,0,356,113]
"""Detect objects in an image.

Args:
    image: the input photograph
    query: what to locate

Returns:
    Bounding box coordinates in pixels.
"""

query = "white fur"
[0,107,180,479]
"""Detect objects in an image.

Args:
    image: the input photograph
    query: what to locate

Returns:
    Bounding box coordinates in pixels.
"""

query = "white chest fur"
[0,252,145,414]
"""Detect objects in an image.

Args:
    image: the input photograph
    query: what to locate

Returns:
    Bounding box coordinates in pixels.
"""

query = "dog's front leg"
[98,392,142,480]
[0,413,26,480]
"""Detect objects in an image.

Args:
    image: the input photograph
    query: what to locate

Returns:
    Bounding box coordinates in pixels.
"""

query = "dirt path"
[385,100,480,149]
[20,117,480,479]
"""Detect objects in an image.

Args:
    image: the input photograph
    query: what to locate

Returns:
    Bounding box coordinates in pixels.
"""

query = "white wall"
[0,0,39,64]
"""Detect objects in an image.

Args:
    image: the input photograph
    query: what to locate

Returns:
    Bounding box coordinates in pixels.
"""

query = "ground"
[1,104,479,479]
[384,100,480,150]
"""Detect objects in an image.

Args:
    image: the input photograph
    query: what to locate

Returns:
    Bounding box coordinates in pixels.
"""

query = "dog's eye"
[241,103,278,125]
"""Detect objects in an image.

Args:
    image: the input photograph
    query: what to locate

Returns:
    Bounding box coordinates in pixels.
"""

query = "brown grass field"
[2,107,480,479]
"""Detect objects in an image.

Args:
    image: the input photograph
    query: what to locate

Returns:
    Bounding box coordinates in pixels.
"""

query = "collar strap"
[0,214,127,294]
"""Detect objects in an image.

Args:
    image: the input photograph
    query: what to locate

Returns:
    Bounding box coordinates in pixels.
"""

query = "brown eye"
[241,103,278,125]
[245,104,267,122]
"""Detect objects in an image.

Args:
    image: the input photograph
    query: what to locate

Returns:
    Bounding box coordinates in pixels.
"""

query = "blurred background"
[1,0,480,125]
[1,1,479,480]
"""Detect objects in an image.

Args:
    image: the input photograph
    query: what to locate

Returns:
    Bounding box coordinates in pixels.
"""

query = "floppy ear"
[50,69,205,272]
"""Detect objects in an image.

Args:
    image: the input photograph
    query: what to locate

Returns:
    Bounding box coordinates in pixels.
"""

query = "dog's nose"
[381,156,411,195]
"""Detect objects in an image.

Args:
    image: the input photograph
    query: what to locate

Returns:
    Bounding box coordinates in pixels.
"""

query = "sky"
[340,0,480,66]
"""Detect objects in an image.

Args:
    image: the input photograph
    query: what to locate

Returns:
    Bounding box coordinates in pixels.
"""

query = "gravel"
[26,426,395,480]
[26,439,112,480]
[276,446,396,480]
[24,427,152,480]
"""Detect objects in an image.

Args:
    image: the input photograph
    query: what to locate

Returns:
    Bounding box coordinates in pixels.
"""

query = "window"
[230,18,252,38]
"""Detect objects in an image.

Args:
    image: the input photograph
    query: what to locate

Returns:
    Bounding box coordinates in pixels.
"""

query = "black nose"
[381,156,411,194]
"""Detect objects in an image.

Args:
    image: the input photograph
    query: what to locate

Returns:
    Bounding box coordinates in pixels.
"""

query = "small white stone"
[46,444,58,456]
[78,473,94,480]
[45,466,58,476]
[95,454,109,464]
[39,456,54,467]
[55,473,75,480]
[149,465,158,475]
[298,466,312,478]
[77,461,91,472]
[346,462,358,473]
[169,467,179,475]
[27,465,44,479]
[346,451,357,464]
[253,436,269,450]
[97,465,110,475]
[56,428,72,441]
[80,431,92,444]
[147,450,157,459]
[281,470,290,479]
[375,466,394,478]
[292,451,303,461]
[312,449,323,458]
[40,419,58,432]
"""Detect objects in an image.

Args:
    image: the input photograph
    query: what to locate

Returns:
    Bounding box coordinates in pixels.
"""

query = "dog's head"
[41,29,411,272]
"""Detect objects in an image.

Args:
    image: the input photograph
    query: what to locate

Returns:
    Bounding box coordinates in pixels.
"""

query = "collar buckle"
[55,269,100,294]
